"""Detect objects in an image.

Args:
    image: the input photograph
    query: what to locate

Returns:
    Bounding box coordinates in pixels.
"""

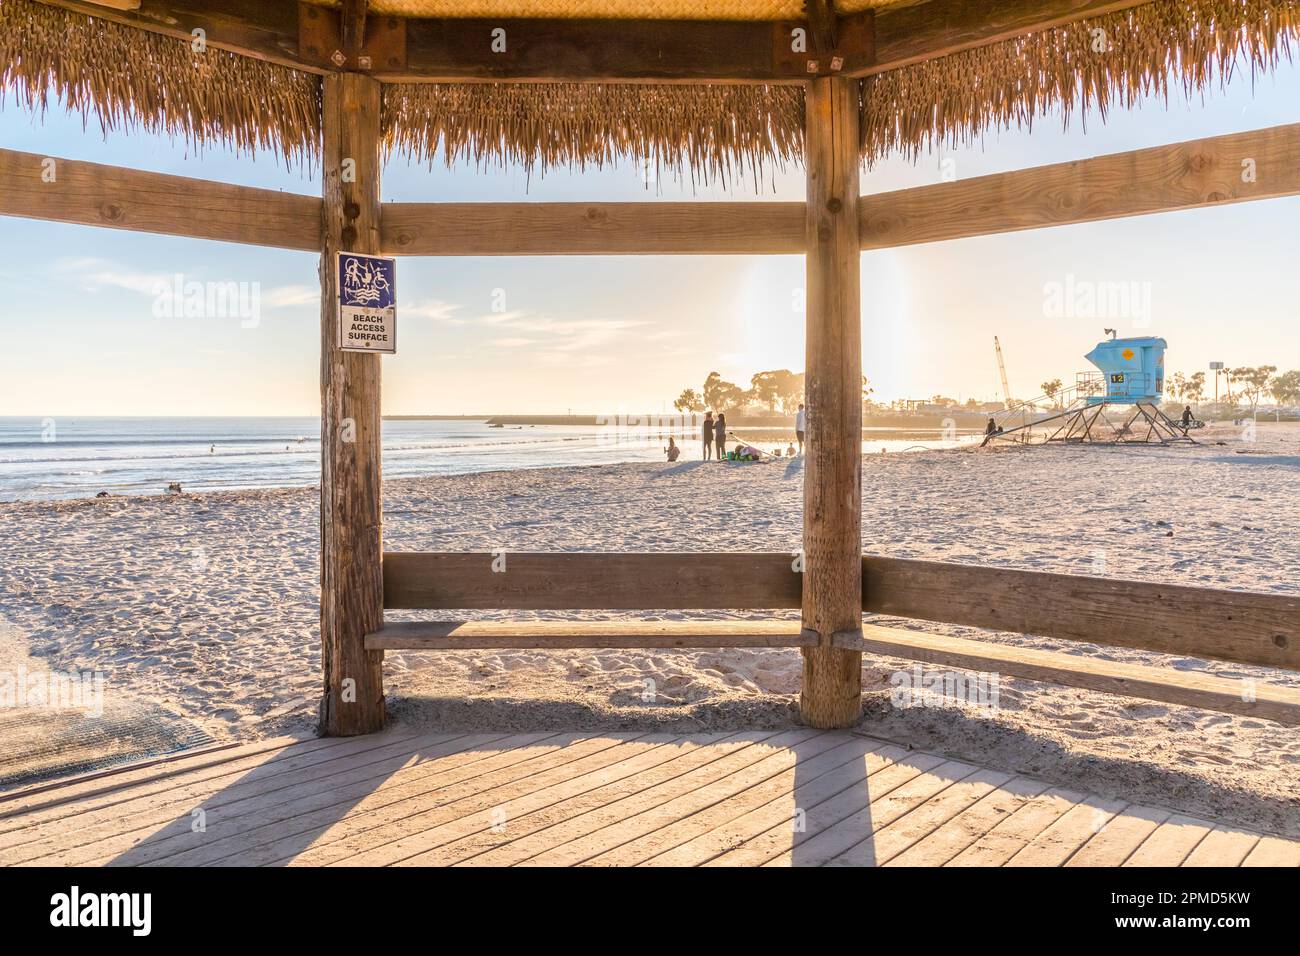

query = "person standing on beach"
[715,412,727,460]
[702,411,714,460]
[795,404,807,455]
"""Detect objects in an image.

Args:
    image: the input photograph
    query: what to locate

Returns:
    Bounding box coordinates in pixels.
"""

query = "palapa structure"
[2,0,1299,735]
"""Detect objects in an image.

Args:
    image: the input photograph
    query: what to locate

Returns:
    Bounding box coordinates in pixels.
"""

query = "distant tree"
[673,388,704,413]
[1271,369,1300,406]
[703,371,747,412]
[863,376,874,404]
[1040,378,1063,408]
[1184,371,1206,404]
[1168,371,1187,401]
[929,395,957,407]
[1231,365,1277,412]
[749,370,784,412]
[781,372,806,413]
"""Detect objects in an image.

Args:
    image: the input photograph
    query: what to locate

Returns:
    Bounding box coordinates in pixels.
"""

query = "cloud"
[490,337,534,347]
[475,312,649,354]
[406,299,467,324]
[260,285,317,308]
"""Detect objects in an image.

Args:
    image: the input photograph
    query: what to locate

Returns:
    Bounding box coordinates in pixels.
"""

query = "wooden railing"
[371,552,1300,725]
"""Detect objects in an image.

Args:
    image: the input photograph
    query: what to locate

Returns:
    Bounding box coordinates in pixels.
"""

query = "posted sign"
[337,252,396,353]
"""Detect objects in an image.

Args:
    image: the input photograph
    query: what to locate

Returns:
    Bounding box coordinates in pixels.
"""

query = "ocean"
[0,417,971,501]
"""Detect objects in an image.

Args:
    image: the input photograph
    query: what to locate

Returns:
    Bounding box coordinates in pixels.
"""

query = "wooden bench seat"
[365,619,818,650]
[367,618,1300,725]
[837,624,1300,726]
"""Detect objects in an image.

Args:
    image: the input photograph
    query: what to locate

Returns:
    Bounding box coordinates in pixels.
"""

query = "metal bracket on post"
[299,2,407,73]
[773,10,874,77]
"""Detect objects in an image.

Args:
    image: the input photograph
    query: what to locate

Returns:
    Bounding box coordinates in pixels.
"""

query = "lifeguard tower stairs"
[983,335,1195,447]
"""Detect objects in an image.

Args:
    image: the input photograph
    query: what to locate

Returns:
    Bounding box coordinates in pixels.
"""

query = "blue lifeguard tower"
[983,331,1194,445]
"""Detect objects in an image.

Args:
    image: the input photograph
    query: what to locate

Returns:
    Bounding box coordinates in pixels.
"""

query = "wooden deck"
[1,728,1296,867]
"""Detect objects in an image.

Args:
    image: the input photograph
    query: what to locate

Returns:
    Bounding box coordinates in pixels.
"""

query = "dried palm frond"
[862,0,1299,164]
[0,0,320,167]
[383,81,805,189]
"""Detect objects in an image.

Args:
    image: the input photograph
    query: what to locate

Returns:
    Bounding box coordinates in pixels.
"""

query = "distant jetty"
[384,412,992,430]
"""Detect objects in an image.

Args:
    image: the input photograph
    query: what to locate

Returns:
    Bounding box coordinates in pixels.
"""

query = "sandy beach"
[1,421,1297,834]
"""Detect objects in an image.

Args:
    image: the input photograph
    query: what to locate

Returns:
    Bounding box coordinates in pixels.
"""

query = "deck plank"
[1005,795,1129,867]
[4,732,490,865]
[449,729,817,866]
[536,733,873,866]
[639,745,940,867]
[1124,815,1217,866]
[1183,827,1261,867]
[1066,806,1172,867]
[945,787,1083,867]
[1241,835,1300,867]
[2,729,1296,867]
[884,776,1051,866]
[314,734,683,866]
[753,759,978,867]
[393,731,778,866]
[827,767,1014,866]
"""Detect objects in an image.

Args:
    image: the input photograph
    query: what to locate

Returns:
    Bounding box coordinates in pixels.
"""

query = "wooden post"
[801,76,863,729]
[319,73,386,735]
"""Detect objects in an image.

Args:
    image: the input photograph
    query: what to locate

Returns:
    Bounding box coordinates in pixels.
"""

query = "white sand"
[1,421,1297,832]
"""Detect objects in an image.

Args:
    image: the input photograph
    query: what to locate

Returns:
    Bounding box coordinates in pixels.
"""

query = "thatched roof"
[2,0,1297,180]
[863,0,1299,163]
[0,0,320,166]
[300,0,902,20]
[383,83,804,185]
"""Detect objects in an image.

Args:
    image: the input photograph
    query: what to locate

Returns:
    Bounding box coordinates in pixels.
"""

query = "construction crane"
[993,336,1013,409]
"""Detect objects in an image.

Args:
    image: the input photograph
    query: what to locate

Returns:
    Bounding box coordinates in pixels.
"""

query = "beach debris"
[165,482,183,495]
[95,491,109,498]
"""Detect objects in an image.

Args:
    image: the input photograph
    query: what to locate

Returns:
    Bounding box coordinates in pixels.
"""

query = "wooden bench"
[369,552,1300,726]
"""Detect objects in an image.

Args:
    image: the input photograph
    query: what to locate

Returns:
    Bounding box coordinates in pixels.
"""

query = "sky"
[1,61,1298,417]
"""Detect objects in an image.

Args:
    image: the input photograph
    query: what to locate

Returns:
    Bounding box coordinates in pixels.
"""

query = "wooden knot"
[343,201,361,220]
[1274,634,1289,648]
[817,225,832,243]
[99,203,124,223]
[827,198,842,214]
[584,207,607,223]
[341,225,358,247]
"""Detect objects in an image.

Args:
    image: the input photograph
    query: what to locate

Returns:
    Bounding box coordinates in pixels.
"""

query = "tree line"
[1168,366,1300,411]
[673,370,872,415]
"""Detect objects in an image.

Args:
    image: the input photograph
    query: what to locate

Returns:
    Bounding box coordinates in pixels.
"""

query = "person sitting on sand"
[985,417,998,437]
[786,442,796,457]
[701,412,714,460]
[714,412,727,461]
[665,437,681,462]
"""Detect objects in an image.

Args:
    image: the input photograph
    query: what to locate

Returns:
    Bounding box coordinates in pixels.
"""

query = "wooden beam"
[801,76,863,729]
[319,73,385,737]
[380,203,806,256]
[35,0,1154,82]
[0,149,321,251]
[860,124,1300,250]
[862,557,1300,672]
[858,0,1152,76]
[382,552,803,610]
[380,551,1299,672]
[836,624,1300,726]
[33,0,310,72]
[365,620,817,651]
